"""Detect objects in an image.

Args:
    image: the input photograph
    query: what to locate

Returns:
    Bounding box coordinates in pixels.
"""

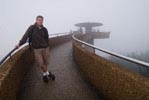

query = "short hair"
[36,15,44,20]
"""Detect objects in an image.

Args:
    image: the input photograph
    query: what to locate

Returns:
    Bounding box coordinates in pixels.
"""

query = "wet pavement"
[17,41,103,100]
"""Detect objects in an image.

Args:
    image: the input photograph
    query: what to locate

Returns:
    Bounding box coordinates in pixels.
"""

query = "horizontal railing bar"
[72,33,149,68]
[0,47,18,65]
[49,32,70,36]
[0,42,29,66]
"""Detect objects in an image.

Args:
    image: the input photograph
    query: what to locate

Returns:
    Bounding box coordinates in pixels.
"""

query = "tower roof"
[75,22,103,27]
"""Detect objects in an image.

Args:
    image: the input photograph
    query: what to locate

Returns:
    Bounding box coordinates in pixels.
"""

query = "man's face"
[36,18,43,26]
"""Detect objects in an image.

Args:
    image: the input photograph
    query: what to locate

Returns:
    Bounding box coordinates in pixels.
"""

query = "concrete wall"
[49,33,72,48]
[73,42,149,100]
[0,33,72,100]
[92,32,110,39]
[0,46,34,100]
[76,32,110,41]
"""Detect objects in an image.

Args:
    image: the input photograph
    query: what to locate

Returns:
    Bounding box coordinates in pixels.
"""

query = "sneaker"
[48,72,55,80]
[43,76,49,83]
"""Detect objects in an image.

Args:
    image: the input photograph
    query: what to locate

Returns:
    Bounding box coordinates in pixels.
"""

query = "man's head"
[36,15,44,26]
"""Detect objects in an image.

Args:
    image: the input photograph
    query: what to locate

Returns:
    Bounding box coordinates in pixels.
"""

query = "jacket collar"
[34,23,44,29]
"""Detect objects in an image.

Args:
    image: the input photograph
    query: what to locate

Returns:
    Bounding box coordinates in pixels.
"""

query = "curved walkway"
[17,41,103,100]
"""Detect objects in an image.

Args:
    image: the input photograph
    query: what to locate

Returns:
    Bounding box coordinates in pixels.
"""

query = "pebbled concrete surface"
[17,41,103,100]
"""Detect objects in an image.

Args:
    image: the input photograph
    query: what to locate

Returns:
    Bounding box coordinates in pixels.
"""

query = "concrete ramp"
[17,41,103,100]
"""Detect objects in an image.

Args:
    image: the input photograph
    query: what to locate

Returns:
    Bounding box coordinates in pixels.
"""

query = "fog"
[0,0,149,60]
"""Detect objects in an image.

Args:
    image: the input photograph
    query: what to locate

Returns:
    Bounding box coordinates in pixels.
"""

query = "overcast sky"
[0,0,149,58]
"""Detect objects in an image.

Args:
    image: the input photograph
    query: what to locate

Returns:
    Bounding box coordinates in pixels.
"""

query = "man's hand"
[15,44,20,49]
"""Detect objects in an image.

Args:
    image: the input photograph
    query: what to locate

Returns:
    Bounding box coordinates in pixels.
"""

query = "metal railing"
[0,48,17,65]
[0,32,71,66]
[72,33,149,68]
[49,32,70,37]
[0,43,28,66]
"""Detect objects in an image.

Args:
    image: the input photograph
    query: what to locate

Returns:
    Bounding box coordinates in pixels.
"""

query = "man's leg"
[42,47,50,76]
[42,47,55,80]
[41,65,48,72]
[34,49,49,82]
[41,65,49,76]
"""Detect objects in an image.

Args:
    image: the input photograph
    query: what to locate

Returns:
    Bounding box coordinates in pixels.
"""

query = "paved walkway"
[18,41,103,100]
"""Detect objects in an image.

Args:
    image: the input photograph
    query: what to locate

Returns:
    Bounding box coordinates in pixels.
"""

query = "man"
[16,15,55,83]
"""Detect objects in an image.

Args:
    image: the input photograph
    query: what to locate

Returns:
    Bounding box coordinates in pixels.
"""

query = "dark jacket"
[19,24,49,49]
